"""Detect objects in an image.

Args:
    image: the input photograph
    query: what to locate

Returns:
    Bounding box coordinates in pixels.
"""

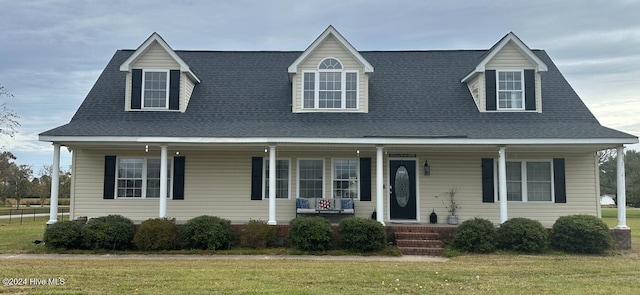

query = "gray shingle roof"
[40,49,636,141]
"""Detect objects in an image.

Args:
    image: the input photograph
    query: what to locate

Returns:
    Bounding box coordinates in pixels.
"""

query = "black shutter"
[481,158,495,203]
[103,156,116,199]
[169,70,180,110]
[485,70,497,111]
[173,156,185,200]
[360,158,371,201]
[131,69,142,109]
[251,157,263,200]
[524,69,536,110]
[553,158,566,203]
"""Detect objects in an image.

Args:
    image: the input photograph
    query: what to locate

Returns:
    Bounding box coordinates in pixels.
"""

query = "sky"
[0,0,639,172]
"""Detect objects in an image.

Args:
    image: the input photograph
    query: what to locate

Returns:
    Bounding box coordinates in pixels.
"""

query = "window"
[333,159,358,199]
[501,160,553,202]
[497,71,524,110]
[264,159,290,199]
[302,58,358,109]
[298,159,324,198]
[143,70,169,108]
[117,158,172,198]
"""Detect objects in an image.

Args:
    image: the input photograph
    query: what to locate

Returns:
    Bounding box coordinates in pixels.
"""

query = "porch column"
[376,146,385,225]
[616,146,628,229]
[159,145,168,218]
[267,145,277,225]
[498,146,508,224]
[47,144,61,225]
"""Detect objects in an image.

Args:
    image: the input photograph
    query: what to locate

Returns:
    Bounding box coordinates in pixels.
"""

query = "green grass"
[1,254,639,294]
[0,209,638,294]
[0,216,49,253]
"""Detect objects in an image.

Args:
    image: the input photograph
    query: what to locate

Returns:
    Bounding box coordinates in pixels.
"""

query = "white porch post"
[616,146,628,229]
[498,146,508,224]
[376,146,385,225]
[159,145,168,218]
[47,144,61,224]
[267,145,277,225]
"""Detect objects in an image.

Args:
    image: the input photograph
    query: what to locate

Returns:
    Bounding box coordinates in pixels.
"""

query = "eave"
[119,32,201,83]
[461,32,548,83]
[287,25,374,74]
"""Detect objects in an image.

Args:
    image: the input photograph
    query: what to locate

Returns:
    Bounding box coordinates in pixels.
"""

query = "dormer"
[461,32,547,113]
[119,33,200,112]
[288,26,374,113]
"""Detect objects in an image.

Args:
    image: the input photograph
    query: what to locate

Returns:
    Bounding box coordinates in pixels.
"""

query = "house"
[600,194,616,206]
[40,26,637,235]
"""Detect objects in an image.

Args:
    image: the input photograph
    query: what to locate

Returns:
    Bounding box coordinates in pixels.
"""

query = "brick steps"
[392,226,445,256]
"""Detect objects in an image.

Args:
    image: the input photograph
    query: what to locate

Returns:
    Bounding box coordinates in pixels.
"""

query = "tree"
[600,149,640,206]
[9,164,34,208]
[34,164,71,205]
[0,151,17,206]
[37,165,53,206]
[0,84,19,137]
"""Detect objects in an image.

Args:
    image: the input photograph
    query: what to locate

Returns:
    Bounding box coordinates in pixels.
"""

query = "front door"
[389,160,417,220]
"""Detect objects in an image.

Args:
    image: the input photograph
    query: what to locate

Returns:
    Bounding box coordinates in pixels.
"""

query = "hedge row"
[44,215,387,253]
[452,215,612,254]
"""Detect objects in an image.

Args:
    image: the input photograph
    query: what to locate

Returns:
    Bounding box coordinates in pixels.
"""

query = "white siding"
[181,72,195,112]
[292,35,369,113]
[131,42,180,69]
[71,149,597,227]
[124,72,132,111]
[466,74,482,110]
[486,41,535,69]
[413,152,597,227]
[472,41,543,112]
[124,49,196,112]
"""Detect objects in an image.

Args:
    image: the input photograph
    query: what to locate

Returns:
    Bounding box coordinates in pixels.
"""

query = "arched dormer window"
[302,57,358,109]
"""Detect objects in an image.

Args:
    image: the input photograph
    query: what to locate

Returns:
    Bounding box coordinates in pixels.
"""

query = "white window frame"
[115,157,173,199]
[331,158,360,200]
[262,158,291,200]
[301,57,359,110]
[142,69,170,109]
[494,159,555,203]
[297,158,325,199]
[496,70,525,111]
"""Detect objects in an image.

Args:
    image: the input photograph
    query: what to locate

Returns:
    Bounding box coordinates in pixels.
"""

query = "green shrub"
[43,221,84,249]
[453,218,497,253]
[497,218,548,253]
[82,215,135,250]
[134,218,182,251]
[550,215,612,254]
[182,215,233,250]
[288,217,333,251]
[240,220,277,249]
[339,217,386,252]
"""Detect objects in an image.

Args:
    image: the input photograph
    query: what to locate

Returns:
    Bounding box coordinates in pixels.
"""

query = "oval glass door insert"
[394,166,410,207]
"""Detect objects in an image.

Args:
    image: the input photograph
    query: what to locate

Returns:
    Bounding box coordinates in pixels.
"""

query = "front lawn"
[0,209,638,294]
[1,254,639,294]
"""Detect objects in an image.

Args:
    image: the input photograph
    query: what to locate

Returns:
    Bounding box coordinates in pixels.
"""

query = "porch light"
[423,160,431,176]
[175,151,180,155]
[357,150,360,157]
[145,145,149,153]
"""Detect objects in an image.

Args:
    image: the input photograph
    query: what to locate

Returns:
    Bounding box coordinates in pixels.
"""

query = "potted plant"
[435,187,461,225]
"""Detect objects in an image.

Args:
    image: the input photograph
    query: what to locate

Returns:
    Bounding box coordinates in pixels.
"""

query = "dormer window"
[497,71,524,110]
[143,70,169,108]
[302,58,358,109]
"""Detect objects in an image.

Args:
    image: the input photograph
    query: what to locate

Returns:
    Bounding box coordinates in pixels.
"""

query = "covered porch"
[45,140,631,248]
